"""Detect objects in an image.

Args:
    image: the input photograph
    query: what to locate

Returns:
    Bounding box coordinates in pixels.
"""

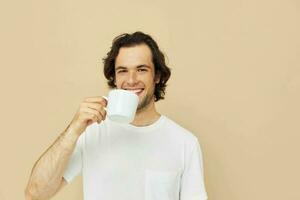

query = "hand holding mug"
[67,89,138,136]
[68,96,107,136]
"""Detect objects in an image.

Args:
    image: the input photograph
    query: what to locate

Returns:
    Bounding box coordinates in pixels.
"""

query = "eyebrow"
[115,65,151,71]
[115,66,127,71]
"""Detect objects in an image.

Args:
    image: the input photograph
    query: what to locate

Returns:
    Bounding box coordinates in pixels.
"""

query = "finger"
[84,96,107,106]
[85,112,99,124]
[81,108,102,122]
[98,108,106,121]
[83,102,105,111]
[84,103,106,121]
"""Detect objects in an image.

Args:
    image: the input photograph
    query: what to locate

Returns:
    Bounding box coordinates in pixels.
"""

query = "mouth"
[124,88,144,96]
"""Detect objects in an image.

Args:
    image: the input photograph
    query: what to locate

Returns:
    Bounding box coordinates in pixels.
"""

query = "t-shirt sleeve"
[180,138,208,200]
[63,133,84,183]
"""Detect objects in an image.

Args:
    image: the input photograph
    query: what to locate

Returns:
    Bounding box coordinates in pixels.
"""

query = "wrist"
[59,125,81,150]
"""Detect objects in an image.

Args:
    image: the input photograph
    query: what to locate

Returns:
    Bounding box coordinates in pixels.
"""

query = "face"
[114,44,159,111]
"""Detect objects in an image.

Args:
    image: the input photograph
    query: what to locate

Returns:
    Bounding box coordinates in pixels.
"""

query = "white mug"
[104,89,139,123]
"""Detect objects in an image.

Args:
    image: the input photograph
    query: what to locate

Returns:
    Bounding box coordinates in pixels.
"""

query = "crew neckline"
[107,115,166,132]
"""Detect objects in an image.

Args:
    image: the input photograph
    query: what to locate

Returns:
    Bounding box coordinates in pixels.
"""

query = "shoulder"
[162,115,199,145]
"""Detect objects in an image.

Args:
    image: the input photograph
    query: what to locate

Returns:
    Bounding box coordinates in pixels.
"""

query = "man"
[25,31,208,200]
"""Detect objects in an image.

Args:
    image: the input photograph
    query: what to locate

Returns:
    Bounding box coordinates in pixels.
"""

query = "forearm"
[25,125,80,199]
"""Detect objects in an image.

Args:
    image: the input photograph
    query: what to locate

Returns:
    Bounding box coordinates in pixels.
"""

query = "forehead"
[115,43,153,68]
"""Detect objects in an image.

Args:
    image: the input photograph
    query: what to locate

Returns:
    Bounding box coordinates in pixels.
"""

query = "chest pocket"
[145,169,181,200]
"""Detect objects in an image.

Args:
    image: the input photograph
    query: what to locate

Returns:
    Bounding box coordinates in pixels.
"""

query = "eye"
[117,69,127,74]
[138,68,147,72]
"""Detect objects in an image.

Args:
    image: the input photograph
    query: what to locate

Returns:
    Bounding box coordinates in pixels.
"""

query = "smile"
[124,88,144,95]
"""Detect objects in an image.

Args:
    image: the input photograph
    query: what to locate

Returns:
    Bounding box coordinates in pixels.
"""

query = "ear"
[155,73,161,84]
[113,76,117,87]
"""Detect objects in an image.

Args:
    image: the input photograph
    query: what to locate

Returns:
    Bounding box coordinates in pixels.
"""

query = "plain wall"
[0,0,299,199]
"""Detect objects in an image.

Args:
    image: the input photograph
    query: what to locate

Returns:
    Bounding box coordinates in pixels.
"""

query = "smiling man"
[25,32,208,200]
[110,42,162,126]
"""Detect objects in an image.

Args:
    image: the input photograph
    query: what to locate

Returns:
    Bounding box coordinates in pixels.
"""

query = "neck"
[131,99,161,127]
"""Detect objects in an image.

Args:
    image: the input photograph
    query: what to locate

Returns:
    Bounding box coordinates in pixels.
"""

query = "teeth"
[125,89,143,94]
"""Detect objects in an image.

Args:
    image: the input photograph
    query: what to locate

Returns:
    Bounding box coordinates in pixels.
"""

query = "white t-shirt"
[63,115,208,200]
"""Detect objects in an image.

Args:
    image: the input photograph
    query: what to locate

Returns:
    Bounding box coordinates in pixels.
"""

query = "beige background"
[0,0,299,199]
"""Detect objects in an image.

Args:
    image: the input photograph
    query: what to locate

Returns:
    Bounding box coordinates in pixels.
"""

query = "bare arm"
[25,125,80,200]
[25,96,107,200]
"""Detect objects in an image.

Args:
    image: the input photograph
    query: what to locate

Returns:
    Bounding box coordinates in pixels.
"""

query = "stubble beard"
[136,88,155,113]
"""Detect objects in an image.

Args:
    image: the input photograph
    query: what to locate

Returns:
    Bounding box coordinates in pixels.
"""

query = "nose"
[126,71,138,85]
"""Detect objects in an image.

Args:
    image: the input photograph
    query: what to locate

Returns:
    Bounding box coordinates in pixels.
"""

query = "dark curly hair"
[103,31,171,102]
